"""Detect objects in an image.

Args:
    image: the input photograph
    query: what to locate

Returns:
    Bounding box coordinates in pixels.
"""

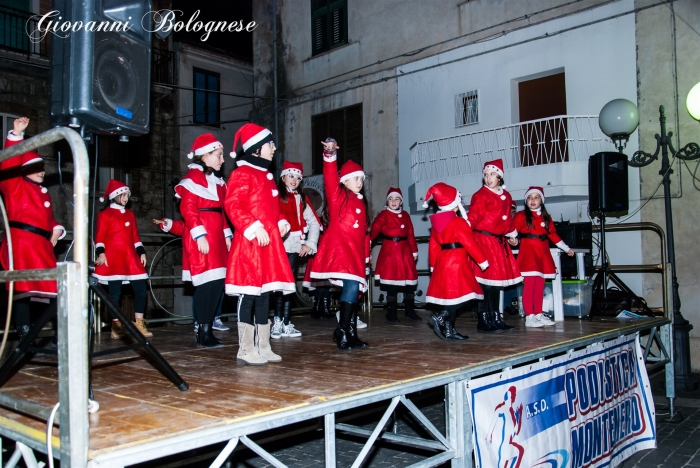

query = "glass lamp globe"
[599,99,640,138]
[687,82,700,121]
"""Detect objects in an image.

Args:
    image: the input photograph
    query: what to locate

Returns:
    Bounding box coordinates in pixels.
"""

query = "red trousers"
[522,276,545,316]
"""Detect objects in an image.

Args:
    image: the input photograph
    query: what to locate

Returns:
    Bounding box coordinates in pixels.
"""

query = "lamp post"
[599,89,700,391]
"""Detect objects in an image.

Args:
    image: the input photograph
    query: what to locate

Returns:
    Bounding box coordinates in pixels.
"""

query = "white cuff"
[506,229,518,238]
[430,267,434,272]
[134,242,143,248]
[7,130,23,141]
[323,154,337,162]
[95,242,105,249]
[278,219,291,232]
[160,218,172,233]
[556,240,570,252]
[413,252,418,258]
[478,260,489,270]
[54,225,66,240]
[243,220,263,241]
[224,228,233,239]
[190,225,207,240]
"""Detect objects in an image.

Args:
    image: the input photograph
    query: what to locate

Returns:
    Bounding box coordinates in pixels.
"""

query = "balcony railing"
[0,5,47,57]
[411,115,617,184]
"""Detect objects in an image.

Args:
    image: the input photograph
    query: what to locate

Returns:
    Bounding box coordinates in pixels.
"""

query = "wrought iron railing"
[411,115,617,184]
[0,5,47,57]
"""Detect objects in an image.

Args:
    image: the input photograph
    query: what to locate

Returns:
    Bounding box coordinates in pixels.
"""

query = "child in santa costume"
[370,187,420,323]
[424,183,488,341]
[93,179,151,338]
[270,161,320,339]
[175,133,232,348]
[468,159,522,334]
[514,186,573,327]
[225,123,295,366]
[0,117,65,340]
[309,138,371,351]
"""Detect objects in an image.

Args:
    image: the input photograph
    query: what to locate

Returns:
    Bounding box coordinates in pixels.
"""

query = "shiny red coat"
[514,210,565,278]
[93,205,148,284]
[370,208,418,286]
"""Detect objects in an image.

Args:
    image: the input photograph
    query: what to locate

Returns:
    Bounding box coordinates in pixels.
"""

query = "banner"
[467,334,655,468]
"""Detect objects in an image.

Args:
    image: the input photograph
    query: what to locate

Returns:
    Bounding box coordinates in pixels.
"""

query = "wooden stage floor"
[0,309,667,465]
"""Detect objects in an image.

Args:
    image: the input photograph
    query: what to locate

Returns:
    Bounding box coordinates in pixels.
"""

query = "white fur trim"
[22,156,42,166]
[422,201,430,208]
[413,252,418,258]
[225,281,296,296]
[92,273,148,285]
[7,130,23,141]
[556,240,570,252]
[109,203,126,212]
[386,191,402,200]
[278,219,291,231]
[175,177,219,201]
[478,260,489,270]
[374,276,418,286]
[438,193,461,211]
[134,242,143,248]
[191,267,226,287]
[340,170,365,183]
[506,229,518,238]
[54,225,66,240]
[235,160,269,172]
[244,220,263,241]
[525,187,545,203]
[521,271,557,279]
[189,141,223,159]
[280,168,303,178]
[224,228,233,238]
[483,164,504,177]
[108,186,130,200]
[242,129,271,151]
[182,270,191,281]
[475,276,523,287]
[190,225,207,240]
[425,292,484,306]
[14,291,57,300]
[309,271,368,292]
[95,242,105,249]
[323,154,337,162]
[160,218,172,232]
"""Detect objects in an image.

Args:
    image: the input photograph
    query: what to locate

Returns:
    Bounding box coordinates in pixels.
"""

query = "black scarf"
[237,153,272,171]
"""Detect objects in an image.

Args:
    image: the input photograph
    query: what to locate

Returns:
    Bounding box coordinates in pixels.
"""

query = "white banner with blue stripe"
[467,333,656,468]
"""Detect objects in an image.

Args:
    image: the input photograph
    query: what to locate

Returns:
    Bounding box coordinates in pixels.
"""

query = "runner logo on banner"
[466,334,655,468]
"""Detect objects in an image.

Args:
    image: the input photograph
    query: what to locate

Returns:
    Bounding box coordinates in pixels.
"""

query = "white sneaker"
[537,314,555,326]
[525,315,545,328]
[282,322,302,337]
[212,317,229,331]
[271,317,283,339]
[193,321,198,332]
[336,311,340,322]
[356,317,367,329]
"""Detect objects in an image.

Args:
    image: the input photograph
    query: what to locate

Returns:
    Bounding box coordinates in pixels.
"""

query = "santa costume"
[514,186,570,327]
[225,123,295,365]
[0,127,65,339]
[423,183,488,341]
[175,133,231,347]
[370,187,420,322]
[468,159,522,333]
[309,139,371,351]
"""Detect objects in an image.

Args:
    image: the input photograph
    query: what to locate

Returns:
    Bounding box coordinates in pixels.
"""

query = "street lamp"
[599,88,700,392]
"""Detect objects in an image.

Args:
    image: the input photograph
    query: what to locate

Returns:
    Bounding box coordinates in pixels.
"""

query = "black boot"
[476,311,502,334]
[491,311,515,332]
[199,323,223,348]
[348,304,369,349]
[320,295,332,319]
[428,309,450,341]
[385,298,399,323]
[403,293,421,321]
[311,295,322,319]
[333,302,353,351]
[444,310,468,341]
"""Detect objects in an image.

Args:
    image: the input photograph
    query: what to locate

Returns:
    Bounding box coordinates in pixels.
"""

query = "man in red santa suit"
[225,123,295,366]
[0,117,65,340]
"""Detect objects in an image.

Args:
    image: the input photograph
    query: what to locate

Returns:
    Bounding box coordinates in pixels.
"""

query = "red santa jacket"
[279,190,321,254]
[514,209,569,278]
[467,186,522,286]
[370,208,418,286]
[426,211,487,306]
[175,165,231,286]
[93,204,148,284]
[308,153,371,292]
[224,160,295,296]
[0,132,65,298]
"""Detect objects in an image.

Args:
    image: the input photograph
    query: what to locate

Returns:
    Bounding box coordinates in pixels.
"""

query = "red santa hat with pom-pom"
[483,158,504,178]
[100,179,130,202]
[386,187,403,200]
[280,160,304,178]
[422,182,468,219]
[20,151,43,167]
[230,123,273,158]
[339,160,365,183]
[187,133,223,159]
[524,186,545,203]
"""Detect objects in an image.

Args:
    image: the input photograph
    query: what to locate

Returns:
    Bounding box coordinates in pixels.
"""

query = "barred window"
[455,90,479,127]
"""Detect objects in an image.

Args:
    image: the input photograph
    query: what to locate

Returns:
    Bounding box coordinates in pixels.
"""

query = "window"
[312,104,362,174]
[311,0,348,56]
[1,113,20,140]
[455,90,479,127]
[193,68,220,126]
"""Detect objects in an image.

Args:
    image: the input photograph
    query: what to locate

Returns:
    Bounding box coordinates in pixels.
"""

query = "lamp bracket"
[672,141,700,161]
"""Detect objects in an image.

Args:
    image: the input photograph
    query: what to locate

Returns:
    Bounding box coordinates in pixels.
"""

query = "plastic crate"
[562,280,592,318]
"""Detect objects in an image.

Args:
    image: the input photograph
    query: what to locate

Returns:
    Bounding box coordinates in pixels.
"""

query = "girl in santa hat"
[514,186,574,327]
[175,133,232,348]
[0,117,65,341]
[423,183,488,341]
[370,187,420,322]
[93,179,151,338]
[225,123,296,366]
[270,161,321,339]
[309,138,371,351]
[468,159,522,334]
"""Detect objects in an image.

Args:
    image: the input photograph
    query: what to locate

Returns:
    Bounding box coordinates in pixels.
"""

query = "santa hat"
[483,159,504,178]
[422,182,468,219]
[231,123,273,158]
[280,160,304,178]
[100,179,130,202]
[386,187,403,200]
[20,151,43,167]
[524,186,545,203]
[339,160,365,183]
[187,133,223,159]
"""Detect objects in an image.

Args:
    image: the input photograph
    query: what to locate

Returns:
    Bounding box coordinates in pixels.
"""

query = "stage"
[0,310,669,467]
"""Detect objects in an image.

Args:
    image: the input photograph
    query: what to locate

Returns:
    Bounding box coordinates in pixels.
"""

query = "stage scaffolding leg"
[446,381,472,468]
[663,263,676,416]
[324,413,336,468]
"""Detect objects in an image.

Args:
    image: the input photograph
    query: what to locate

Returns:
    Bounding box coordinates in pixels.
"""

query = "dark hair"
[277,176,307,212]
[339,185,371,233]
[524,202,552,231]
[482,174,505,186]
[193,154,215,175]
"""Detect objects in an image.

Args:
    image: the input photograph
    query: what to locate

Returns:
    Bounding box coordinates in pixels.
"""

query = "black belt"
[383,235,407,242]
[9,221,51,240]
[520,233,548,241]
[441,242,464,250]
[473,229,512,256]
[198,208,222,213]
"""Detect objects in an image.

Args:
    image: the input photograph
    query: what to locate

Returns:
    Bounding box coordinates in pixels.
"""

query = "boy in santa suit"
[423,183,488,341]
[0,117,65,340]
[225,123,296,366]
[93,179,152,338]
[370,187,420,322]
[175,133,232,348]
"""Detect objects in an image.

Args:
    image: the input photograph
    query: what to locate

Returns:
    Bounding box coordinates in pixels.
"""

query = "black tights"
[13,297,56,328]
[477,285,501,313]
[237,292,271,325]
[194,279,224,325]
[108,279,147,315]
[385,285,416,300]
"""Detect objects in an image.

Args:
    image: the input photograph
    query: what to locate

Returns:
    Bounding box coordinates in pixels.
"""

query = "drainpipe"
[272,0,281,178]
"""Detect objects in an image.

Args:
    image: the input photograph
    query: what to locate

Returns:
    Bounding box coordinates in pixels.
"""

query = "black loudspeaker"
[50,0,152,136]
[588,152,628,214]
[551,222,592,251]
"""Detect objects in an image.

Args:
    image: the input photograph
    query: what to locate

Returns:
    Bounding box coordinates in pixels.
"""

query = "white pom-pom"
[500,195,506,200]
[41,187,48,193]
[398,214,402,218]
[422,201,429,208]
[125,222,130,226]
[44,201,51,207]
[353,222,359,229]
[355,208,361,214]
[272,189,279,196]
[267,173,273,180]
[401,224,405,229]
[99,197,105,202]
[229,151,236,158]
[357,194,363,199]
[187,152,194,159]
[502,215,507,220]
[541,222,546,227]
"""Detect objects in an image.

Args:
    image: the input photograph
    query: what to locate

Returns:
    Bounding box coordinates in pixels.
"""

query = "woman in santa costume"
[270,161,320,339]
[370,187,420,322]
[175,133,232,348]
[468,159,522,334]
[225,123,295,366]
[514,186,573,327]
[0,117,65,340]
[309,138,371,351]
[424,183,488,341]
